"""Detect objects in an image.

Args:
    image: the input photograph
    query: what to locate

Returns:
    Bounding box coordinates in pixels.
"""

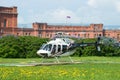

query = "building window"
[105,34,106,37]
[4,19,7,27]
[84,34,86,38]
[46,34,49,37]
[39,32,42,37]
[50,34,52,37]
[17,33,19,36]
[99,34,101,36]
[78,34,80,37]
[39,25,43,30]
[88,34,89,38]
[29,33,31,36]
[94,34,96,38]
[117,34,120,39]
[75,34,77,36]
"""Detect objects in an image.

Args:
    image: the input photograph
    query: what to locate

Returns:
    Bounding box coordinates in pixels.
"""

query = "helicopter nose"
[37,50,41,55]
[37,50,49,57]
[37,50,45,55]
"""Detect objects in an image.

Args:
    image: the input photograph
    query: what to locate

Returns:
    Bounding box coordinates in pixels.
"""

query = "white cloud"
[83,0,120,25]
[87,0,97,8]
[77,6,103,24]
[50,9,80,23]
[87,0,116,9]
[37,8,81,24]
[115,1,120,12]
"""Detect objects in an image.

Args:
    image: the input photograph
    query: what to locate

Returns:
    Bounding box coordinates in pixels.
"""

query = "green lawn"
[0,57,120,80]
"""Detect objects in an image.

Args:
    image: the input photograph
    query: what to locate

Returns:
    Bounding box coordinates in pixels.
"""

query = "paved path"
[0,61,120,67]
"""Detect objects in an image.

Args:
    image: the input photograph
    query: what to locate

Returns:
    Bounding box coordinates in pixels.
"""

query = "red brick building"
[32,23,103,39]
[0,6,120,41]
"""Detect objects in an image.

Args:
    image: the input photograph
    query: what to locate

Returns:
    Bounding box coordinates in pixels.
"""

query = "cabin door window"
[52,45,56,54]
[58,45,61,52]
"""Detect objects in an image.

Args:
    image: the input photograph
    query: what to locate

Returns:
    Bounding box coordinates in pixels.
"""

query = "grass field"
[0,57,120,80]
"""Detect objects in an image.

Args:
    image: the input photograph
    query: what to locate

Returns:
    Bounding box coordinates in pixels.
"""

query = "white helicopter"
[37,32,101,58]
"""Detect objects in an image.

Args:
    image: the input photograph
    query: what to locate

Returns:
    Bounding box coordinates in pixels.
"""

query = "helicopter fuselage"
[37,38,76,58]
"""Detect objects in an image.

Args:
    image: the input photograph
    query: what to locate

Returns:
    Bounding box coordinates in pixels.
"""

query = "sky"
[0,0,120,29]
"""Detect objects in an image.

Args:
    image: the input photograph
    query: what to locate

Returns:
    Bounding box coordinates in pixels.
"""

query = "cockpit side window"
[62,45,67,53]
[43,44,52,51]
[40,44,46,49]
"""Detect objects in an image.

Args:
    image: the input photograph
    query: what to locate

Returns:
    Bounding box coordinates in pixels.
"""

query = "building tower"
[0,6,18,28]
[0,6,18,36]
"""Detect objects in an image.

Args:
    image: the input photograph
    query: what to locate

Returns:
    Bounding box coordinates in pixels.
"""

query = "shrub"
[0,36,48,58]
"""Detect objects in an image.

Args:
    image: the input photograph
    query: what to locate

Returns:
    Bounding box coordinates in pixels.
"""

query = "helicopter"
[36,32,102,58]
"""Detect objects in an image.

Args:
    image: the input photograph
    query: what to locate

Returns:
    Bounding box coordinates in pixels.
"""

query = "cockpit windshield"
[40,44,52,51]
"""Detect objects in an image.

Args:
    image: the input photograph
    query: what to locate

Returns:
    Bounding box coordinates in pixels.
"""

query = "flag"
[66,16,71,18]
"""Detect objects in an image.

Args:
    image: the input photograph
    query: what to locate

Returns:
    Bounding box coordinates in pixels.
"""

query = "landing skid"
[41,56,74,63]
[55,56,74,63]
[36,57,82,66]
